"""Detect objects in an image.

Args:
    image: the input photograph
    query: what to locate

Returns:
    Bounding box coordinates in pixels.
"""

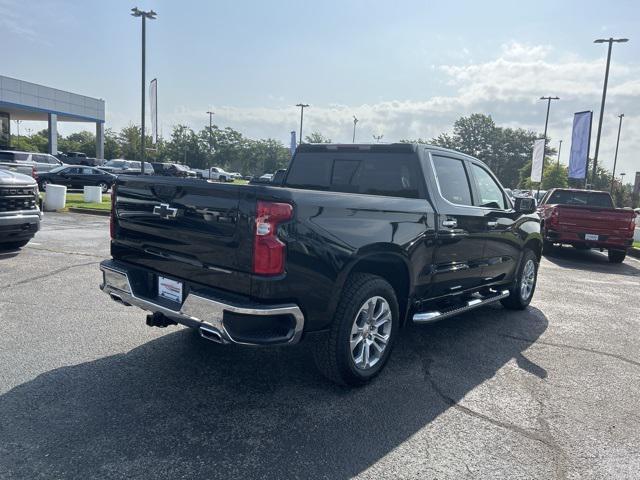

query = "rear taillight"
[110,184,117,239]
[253,200,293,275]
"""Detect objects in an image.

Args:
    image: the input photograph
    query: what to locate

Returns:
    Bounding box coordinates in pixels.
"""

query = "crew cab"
[0,168,41,249]
[100,144,541,385]
[538,188,636,263]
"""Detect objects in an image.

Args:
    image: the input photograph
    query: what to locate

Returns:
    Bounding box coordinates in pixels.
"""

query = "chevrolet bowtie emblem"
[153,203,178,219]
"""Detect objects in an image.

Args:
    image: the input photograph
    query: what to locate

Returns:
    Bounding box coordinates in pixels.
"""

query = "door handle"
[442,219,457,228]
[487,221,498,228]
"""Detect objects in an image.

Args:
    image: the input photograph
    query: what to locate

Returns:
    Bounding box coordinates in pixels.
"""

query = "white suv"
[0,150,63,173]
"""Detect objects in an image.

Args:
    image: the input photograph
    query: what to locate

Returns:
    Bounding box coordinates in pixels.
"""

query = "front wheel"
[97,182,109,193]
[608,250,626,263]
[313,273,399,386]
[501,249,539,310]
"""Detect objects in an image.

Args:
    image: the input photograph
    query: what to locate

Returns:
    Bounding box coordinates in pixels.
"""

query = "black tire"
[542,238,553,255]
[219,176,227,182]
[40,180,49,191]
[97,182,109,193]
[313,273,399,386]
[608,250,626,263]
[501,249,539,310]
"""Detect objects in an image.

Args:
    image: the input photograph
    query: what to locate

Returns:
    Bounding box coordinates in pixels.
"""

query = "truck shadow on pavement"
[0,306,548,479]
[543,246,640,277]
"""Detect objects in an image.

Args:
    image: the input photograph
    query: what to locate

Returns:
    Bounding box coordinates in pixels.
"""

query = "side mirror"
[514,196,536,214]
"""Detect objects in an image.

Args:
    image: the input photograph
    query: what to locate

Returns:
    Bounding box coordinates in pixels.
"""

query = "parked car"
[537,188,636,262]
[99,159,154,175]
[57,151,104,167]
[100,143,541,385]
[37,166,116,193]
[0,168,41,249]
[150,162,197,177]
[0,150,63,173]
[198,166,233,182]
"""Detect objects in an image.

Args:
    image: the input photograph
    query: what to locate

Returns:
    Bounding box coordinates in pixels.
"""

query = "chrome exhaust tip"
[199,325,224,344]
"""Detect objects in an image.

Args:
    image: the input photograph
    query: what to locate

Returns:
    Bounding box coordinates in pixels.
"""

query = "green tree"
[304,131,331,143]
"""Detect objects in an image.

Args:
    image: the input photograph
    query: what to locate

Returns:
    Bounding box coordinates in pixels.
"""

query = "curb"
[629,247,640,259]
[67,207,110,217]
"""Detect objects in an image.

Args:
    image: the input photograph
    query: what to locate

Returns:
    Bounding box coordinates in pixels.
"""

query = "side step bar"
[412,289,510,324]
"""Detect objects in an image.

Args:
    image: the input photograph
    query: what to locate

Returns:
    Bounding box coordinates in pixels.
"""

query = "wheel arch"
[331,249,412,327]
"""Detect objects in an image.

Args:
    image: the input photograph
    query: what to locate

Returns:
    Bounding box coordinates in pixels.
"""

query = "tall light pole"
[131,7,157,174]
[556,139,562,167]
[206,110,215,155]
[592,37,629,181]
[537,96,559,196]
[610,113,624,193]
[352,115,358,143]
[296,103,309,144]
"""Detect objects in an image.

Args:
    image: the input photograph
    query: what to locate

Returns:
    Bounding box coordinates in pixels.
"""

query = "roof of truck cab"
[297,143,482,162]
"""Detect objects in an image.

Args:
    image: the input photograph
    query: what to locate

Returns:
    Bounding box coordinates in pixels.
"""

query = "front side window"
[432,156,473,206]
[470,163,506,209]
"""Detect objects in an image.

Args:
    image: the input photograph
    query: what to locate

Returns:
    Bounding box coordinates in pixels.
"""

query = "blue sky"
[2,0,639,180]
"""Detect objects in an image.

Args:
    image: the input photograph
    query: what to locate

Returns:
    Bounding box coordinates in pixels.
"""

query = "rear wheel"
[313,273,399,386]
[608,250,626,263]
[40,180,49,191]
[501,249,538,310]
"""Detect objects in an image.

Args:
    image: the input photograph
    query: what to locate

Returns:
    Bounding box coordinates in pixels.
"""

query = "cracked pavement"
[1,212,639,479]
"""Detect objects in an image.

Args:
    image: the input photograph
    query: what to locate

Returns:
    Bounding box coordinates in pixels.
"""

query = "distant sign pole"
[149,78,158,144]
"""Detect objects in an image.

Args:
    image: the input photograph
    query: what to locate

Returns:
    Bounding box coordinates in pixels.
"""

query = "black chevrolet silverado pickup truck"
[100,143,541,385]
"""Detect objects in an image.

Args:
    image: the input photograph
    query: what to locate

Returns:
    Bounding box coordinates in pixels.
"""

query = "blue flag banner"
[568,111,592,179]
[290,131,296,157]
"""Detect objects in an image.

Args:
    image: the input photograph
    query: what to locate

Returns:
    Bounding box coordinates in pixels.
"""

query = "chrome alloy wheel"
[350,296,392,370]
[520,259,536,301]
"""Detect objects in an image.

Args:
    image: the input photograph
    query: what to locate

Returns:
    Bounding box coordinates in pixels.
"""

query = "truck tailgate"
[112,176,255,295]
[556,205,634,235]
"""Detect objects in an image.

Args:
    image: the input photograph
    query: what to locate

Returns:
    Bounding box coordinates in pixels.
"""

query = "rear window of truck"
[285,152,422,198]
[548,190,614,208]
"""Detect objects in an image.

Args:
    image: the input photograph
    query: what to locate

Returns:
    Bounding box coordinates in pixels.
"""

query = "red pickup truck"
[538,188,636,263]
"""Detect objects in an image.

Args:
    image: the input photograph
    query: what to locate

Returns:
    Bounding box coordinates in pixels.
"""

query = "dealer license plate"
[158,276,183,303]
[585,234,599,241]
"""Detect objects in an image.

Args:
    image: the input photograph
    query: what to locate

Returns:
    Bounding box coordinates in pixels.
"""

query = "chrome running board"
[412,289,510,324]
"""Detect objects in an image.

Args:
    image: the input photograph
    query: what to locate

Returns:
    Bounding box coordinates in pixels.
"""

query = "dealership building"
[0,75,105,158]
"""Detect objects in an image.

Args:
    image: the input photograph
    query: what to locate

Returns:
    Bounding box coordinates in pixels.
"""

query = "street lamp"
[592,37,629,181]
[537,96,559,197]
[373,134,383,143]
[352,115,358,143]
[131,7,157,174]
[206,110,215,154]
[296,103,309,145]
[610,114,624,193]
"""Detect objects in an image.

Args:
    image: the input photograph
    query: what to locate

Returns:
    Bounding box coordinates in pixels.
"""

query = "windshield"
[547,190,614,208]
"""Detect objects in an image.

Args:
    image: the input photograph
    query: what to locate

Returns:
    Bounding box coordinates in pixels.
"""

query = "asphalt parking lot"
[1,213,639,480]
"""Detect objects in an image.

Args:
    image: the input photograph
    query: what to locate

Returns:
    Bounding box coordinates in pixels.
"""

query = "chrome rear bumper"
[100,263,304,346]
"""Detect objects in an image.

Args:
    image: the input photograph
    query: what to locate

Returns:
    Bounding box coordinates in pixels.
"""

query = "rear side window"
[548,190,614,208]
[0,152,28,161]
[286,152,422,198]
[432,156,473,206]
